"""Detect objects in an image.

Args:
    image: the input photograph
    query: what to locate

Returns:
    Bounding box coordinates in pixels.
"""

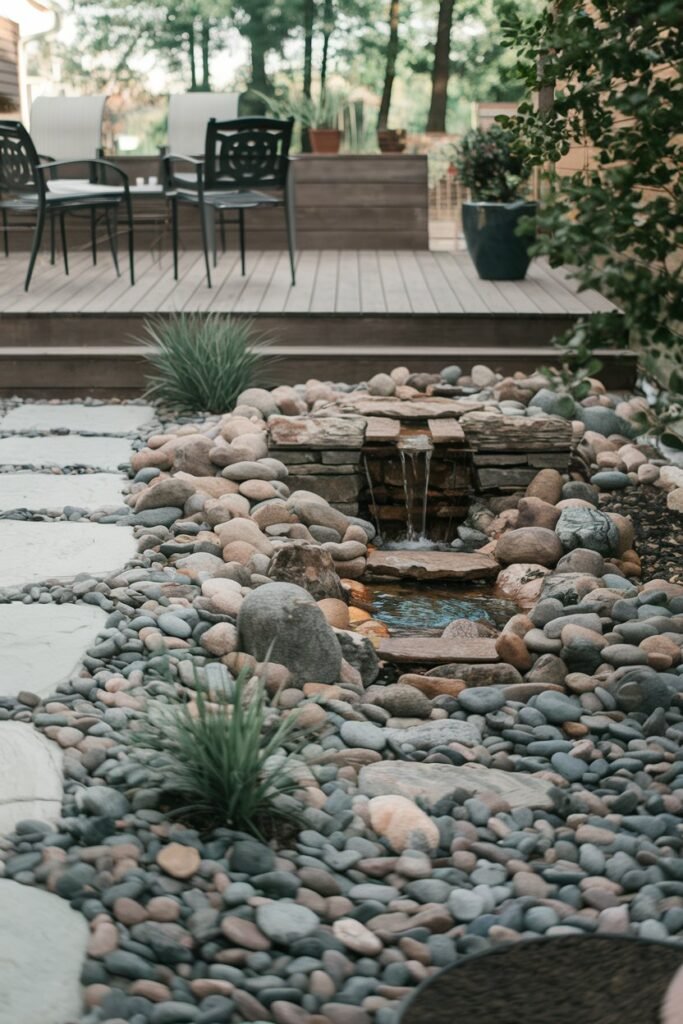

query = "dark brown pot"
[378,129,407,153]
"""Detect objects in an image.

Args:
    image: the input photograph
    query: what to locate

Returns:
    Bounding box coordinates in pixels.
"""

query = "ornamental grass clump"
[140,312,271,414]
[133,667,313,839]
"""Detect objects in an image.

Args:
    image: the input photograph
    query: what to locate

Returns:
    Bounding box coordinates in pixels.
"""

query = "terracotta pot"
[378,129,407,153]
[308,128,342,154]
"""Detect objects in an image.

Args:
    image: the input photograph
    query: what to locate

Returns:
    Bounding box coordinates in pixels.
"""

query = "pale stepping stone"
[0,472,125,512]
[359,761,555,811]
[0,723,63,833]
[0,879,88,1024]
[0,603,107,697]
[0,402,155,434]
[0,435,132,471]
[0,521,136,587]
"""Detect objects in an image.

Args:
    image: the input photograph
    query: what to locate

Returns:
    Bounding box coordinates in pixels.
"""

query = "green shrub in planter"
[454,125,535,281]
[140,312,272,414]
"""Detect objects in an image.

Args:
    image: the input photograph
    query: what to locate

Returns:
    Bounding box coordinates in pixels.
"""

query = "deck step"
[0,343,637,398]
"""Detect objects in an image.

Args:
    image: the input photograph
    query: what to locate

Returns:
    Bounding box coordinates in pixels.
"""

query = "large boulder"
[555,507,620,556]
[237,582,342,683]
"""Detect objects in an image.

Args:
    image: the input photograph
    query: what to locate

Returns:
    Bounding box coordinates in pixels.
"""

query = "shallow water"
[366,582,517,635]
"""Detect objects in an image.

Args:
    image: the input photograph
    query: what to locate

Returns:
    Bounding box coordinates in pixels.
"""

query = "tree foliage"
[501,0,683,379]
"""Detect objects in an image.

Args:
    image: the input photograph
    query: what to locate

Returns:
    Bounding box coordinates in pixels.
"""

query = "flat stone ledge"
[0,602,107,697]
[0,402,155,434]
[0,472,126,512]
[0,879,88,1024]
[0,521,136,587]
[0,722,63,834]
[378,636,500,665]
[0,435,133,471]
[366,550,499,582]
[359,761,555,810]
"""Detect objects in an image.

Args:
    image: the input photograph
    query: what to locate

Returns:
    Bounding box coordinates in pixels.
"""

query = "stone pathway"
[0,471,126,511]
[0,404,151,1024]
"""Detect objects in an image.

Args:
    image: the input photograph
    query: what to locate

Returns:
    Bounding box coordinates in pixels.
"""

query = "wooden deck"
[0,249,631,396]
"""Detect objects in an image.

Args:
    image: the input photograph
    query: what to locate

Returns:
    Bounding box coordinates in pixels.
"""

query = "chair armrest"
[37,159,131,194]
[163,153,205,192]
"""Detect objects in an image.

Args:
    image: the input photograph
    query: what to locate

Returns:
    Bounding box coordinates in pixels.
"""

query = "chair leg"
[126,197,135,286]
[238,209,245,276]
[25,204,47,291]
[59,212,69,275]
[49,210,55,265]
[220,210,226,254]
[104,206,120,277]
[90,208,97,265]
[171,197,179,280]
[284,200,296,286]
[199,198,212,288]
[1,209,9,257]
[211,206,218,269]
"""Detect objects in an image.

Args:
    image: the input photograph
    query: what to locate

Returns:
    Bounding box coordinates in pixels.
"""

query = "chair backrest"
[0,120,42,197]
[30,95,107,161]
[204,117,294,191]
[167,92,240,156]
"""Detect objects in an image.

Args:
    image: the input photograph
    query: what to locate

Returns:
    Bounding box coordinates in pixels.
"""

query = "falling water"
[399,449,416,541]
[421,448,432,537]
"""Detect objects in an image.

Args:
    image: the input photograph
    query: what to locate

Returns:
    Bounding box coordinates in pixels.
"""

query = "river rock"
[556,507,620,556]
[368,795,440,852]
[237,582,342,683]
[267,542,345,600]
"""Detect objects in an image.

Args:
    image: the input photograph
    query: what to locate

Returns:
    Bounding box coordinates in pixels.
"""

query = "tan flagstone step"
[366,549,498,581]
[378,636,499,665]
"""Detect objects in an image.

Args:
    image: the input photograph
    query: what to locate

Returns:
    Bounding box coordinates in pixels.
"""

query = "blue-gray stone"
[590,471,630,490]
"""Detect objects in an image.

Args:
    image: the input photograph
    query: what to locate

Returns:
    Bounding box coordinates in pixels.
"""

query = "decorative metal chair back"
[30,95,107,161]
[204,117,294,191]
[168,92,240,157]
[0,120,44,199]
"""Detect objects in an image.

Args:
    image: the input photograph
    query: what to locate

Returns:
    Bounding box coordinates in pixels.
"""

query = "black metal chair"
[0,120,134,291]
[163,116,296,288]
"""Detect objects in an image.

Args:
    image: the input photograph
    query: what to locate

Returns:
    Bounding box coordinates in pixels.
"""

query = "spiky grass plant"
[140,312,272,414]
[132,666,313,839]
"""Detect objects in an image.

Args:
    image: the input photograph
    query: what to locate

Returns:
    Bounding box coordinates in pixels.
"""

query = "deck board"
[0,249,619,320]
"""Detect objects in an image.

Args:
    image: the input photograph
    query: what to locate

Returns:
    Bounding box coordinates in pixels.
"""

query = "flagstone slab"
[0,723,63,833]
[378,636,500,665]
[0,402,155,434]
[359,761,554,811]
[366,550,499,582]
[0,602,107,696]
[0,521,136,587]
[0,472,126,511]
[0,435,132,471]
[0,879,88,1024]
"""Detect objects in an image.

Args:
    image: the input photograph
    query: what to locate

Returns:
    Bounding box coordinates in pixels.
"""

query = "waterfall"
[363,454,382,542]
[397,435,433,543]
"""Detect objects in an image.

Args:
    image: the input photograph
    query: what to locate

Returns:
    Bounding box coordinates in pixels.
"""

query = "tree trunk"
[188,22,197,91]
[201,20,211,91]
[320,0,334,96]
[303,0,315,98]
[426,0,455,132]
[377,0,400,131]
[249,36,269,96]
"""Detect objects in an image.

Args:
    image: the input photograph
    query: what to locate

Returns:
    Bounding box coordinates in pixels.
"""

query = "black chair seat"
[398,934,683,1024]
[0,193,122,211]
[177,188,282,210]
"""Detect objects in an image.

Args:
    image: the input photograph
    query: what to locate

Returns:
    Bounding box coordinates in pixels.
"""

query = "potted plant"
[454,124,536,280]
[305,91,345,154]
[258,90,346,155]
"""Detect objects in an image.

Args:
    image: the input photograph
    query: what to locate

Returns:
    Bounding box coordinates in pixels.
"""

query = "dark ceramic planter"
[462,199,537,280]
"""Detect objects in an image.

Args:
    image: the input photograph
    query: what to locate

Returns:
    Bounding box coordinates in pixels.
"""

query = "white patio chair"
[28,95,112,267]
[167,92,240,158]
[30,95,107,161]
